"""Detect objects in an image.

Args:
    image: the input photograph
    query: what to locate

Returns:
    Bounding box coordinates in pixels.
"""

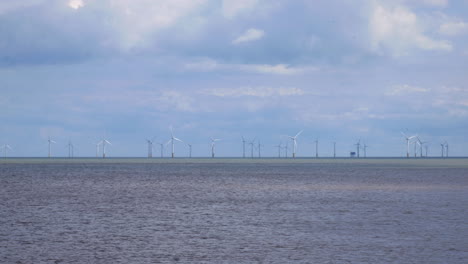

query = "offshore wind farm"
[1,0,468,263]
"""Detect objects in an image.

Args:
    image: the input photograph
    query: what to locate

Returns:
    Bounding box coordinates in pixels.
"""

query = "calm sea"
[1,162,467,263]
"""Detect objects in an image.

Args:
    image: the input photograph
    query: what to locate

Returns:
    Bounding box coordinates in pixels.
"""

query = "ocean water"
[1,161,467,263]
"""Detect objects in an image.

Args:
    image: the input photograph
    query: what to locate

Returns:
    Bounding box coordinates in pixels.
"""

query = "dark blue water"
[1,162,467,263]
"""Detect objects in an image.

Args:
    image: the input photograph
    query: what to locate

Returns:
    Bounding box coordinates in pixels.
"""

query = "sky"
[1,0,467,157]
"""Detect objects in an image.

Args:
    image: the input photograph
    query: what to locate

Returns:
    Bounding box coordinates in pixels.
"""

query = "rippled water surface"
[1,162,467,263]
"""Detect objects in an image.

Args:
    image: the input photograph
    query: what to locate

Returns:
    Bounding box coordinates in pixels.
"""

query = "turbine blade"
[295,130,303,138]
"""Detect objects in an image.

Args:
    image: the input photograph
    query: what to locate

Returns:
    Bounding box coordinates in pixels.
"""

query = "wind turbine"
[100,139,111,158]
[414,140,418,158]
[241,136,246,158]
[445,141,449,158]
[48,137,56,158]
[66,140,74,158]
[416,137,428,158]
[2,144,12,158]
[401,132,417,158]
[425,145,429,157]
[354,139,361,158]
[333,142,336,158]
[94,141,102,158]
[210,137,221,158]
[157,142,165,158]
[167,127,183,158]
[187,143,192,158]
[362,143,369,158]
[314,139,319,158]
[288,130,303,158]
[274,142,282,158]
[248,138,256,158]
[440,143,445,157]
[257,141,264,158]
[146,137,155,158]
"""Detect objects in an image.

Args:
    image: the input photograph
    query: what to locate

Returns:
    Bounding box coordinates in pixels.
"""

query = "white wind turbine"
[100,139,111,158]
[314,138,319,158]
[354,139,361,158]
[362,142,369,158]
[401,132,417,158]
[416,137,428,158]
[248,138,256,158]
[288,130,303,158]
[157,142,165,158]
[94,141,102,158]
[445,141,449,158]
[146,137,155,158]
[274,142,282,158]
[2,144,12,158]
[241,136,247,158]
[210,137,221,158]
[66,140,74,158]
[257,141,264,158]
[333,142,336,158]
[167,127,183,158]
[48,137,56,158]
[187,143,192,158]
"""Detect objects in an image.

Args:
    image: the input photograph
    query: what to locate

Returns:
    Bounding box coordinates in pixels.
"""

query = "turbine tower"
[445,141,449,158]
[100,139,111,158]
[257,141,264,158]
[440,143,445,157]
[2,144,12,158]
[416,137,427,158]
[274,142,282,158]
[48,137,56,158]
[210,137,221,158]
[248,138,256,158]
[333,142,336,158]
[314,139,319,158]
[401,132,417,158]
[288,130,303,158]
[284,143,289,158]
[67,140,74,158]
[362,143,369,158]
[95,141,101,158]
[167,127,183,158]
[157,142,165,158]
[242,136,246,158]
[187,143,192,158]
[146,138,155,158]
[354,139,361,158]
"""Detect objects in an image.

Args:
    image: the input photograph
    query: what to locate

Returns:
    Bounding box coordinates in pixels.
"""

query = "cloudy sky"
[1,0,467,157]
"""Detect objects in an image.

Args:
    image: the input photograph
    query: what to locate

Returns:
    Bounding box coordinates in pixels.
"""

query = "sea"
[1,159,467,263]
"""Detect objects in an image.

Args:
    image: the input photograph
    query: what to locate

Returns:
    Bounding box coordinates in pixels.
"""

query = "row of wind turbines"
[401,132,449,158]
[2,129,451,159]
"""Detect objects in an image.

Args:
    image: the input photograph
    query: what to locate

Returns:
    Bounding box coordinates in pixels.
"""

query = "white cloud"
[386,84,430,96]
[0,0,45,14]
[222,0,258,18]
[369,3,452,56]
[439,21,468,36]
[239,64,313,75]
[102,0,207,49]
[409,0,448,7]
[68,0,84,10]
[202,87,304,98]
[184,59,317,75]
[233,28,265,44]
